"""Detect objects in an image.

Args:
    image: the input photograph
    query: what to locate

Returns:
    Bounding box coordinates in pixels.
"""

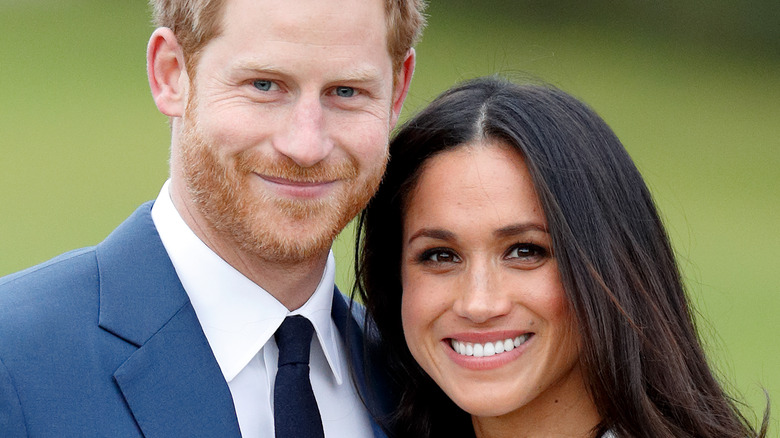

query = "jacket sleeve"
[0,356,27,436]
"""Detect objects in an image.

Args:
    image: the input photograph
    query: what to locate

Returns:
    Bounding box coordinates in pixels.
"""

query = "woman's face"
[401,140,587,421]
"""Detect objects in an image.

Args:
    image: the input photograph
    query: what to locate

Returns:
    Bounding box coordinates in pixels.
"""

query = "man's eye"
[253,80,277,91]
[334,86,357,97]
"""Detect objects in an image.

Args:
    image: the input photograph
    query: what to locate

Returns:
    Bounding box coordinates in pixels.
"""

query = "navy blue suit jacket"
[0,202,392,437]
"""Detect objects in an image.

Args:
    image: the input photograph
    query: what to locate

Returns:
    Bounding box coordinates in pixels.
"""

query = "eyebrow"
[234,61,285,75]
[333,67,386,83]
[234,61,384,84]
[406,223,548,245]
[406,228,455,244]
[493,223,549,238]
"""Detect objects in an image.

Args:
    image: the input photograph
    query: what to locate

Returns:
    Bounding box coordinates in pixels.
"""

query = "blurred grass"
[2,0,778,432]
[1,1,169,269]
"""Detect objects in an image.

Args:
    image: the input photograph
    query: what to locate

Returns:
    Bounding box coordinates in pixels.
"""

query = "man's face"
[173,0,406,264]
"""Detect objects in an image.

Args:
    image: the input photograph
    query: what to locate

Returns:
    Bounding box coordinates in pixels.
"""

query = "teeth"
[450,335,530,358]
[504,339,514,352]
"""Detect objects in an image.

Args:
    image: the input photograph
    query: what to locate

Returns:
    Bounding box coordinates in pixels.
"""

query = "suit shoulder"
[0,247,100,329]
[0,246,98,293]
[332,287,368,324]
[0,354,27,436]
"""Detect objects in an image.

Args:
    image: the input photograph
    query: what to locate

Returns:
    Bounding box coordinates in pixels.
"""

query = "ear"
[389,48,416,129]
[147,27,188,117]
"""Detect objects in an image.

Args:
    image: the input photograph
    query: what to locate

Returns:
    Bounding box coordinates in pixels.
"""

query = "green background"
[2,1,777,431]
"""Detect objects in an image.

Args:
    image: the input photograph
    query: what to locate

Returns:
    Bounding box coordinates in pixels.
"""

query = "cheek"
[542,288,570,322]
[400,269,440,355]
[336,117,390,161]
[400,273,423,343]
[354,142,389,176]
[192,111,262,157]
[400,269,456,350]
[528,265,571,323]
[192,99,289,156]
[541,285,581,354]
[519,268,580,347]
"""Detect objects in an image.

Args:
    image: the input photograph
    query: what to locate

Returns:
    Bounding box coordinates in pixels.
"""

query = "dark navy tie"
[273,316,325,438]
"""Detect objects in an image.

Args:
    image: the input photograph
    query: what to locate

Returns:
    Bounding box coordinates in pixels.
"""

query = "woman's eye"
[420,249,460,264]
[252,80,278,91]
[333,86,357,97]
[506,243,547,261]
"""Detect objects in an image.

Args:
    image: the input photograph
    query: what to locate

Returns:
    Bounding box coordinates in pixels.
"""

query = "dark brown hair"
[355,76,769,437]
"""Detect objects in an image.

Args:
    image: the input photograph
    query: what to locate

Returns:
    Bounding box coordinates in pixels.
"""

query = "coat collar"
[331,290,394,438]
[96,202,241,437]
[96,201,392,438]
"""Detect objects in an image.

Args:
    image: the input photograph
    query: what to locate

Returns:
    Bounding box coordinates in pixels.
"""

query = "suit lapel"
[95,202,391,437]
[331,289,392,438]
[96,202,240,437]
[113,302,240,437]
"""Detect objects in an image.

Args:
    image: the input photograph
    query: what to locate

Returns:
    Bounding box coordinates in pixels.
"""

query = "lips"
[259,175,336,187]
[254,173,339,199]
[450,334,532,358]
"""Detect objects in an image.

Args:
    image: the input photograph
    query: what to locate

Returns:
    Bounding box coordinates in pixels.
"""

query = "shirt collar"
[150,180,344,384]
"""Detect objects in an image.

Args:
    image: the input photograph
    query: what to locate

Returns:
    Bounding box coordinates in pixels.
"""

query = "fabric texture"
[0,202,394,437]
[151,181,371,437]
[274,316,325,438]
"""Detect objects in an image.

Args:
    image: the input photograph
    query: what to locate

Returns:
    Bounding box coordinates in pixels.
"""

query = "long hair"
[354,76,768,437]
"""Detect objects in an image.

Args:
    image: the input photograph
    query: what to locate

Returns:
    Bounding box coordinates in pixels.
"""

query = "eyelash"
[252,79,279,92]
[506,243,548,261]
[415,243,549,266]
[250,80,360,98]
[417,247,460,264]
[331,86,358,98]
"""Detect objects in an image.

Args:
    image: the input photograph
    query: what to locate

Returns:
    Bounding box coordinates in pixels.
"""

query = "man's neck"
[220,246,329,311]
[169,180,331,311]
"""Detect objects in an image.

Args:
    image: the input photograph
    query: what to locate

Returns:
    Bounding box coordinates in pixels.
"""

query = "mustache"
[236,150,359,182]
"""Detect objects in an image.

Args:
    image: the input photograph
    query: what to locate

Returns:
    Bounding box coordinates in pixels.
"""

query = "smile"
[259,175,336,187]
[255,173,338,199]
[450,334,532,358]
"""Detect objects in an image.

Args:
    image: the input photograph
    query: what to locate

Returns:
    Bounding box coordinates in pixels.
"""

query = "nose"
[452,263,512,324]
[273,94,335,168]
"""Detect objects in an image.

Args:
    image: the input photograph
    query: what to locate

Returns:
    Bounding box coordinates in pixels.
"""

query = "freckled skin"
[159,0,413,308]
[401,141,599,436]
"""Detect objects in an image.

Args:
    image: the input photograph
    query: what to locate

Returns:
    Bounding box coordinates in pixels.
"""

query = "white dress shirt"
[150,180,372,437]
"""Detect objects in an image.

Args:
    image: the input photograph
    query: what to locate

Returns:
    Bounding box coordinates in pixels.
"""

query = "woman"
[354,76,768,437]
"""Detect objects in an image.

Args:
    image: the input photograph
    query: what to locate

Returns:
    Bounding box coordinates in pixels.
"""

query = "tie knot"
[275,316,315,366]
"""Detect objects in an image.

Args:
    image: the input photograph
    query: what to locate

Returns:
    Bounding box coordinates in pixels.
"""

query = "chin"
[446,388,519,418]
[459,403,513,419]
[241,224,337,264]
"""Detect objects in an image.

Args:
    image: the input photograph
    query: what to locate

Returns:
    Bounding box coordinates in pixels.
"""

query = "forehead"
[197,0,394,85]
[405,141,546,229]
[219,0,388,48]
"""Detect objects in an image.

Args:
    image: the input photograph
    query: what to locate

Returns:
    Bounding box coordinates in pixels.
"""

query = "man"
[0,0,425,436]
